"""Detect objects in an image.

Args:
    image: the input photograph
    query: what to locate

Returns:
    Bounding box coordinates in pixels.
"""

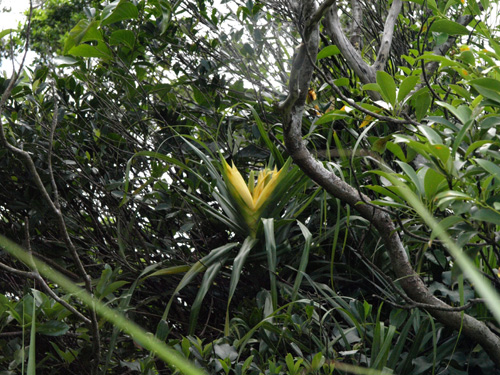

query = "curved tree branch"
[324,2,376,85]
[281,0,500,366]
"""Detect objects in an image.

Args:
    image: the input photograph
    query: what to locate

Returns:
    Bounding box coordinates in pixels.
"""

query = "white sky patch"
[0,0,31,29]
[0,0,33,75]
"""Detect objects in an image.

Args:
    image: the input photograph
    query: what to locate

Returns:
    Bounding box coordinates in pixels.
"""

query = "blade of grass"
[372,324,396,370]
[387,311,415,368]
[0,235,206,375]
[27,293,36,375]
[103,265,159,373]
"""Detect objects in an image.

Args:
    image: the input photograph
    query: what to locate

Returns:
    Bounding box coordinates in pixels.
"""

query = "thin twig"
[373,294,485,312]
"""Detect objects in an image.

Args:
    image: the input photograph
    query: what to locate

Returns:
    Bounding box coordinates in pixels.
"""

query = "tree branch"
[281,0,500,366]
[373,0,402,71]
[323,2,376,85]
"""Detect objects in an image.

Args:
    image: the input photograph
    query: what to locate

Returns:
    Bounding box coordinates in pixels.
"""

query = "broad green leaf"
[68,43,112,59]
[414,92,431,122]
[63,20,101,54]
[479,116,500,129]
[424,167,446,200]
[398,75,419,103]
[99,281,130,299]
[376,71,397,106]
[416,53,462,68]
[418,125,443,145]
[37,320,70,336]
[465,140,493,157]
[431,216,463,240]
[372,136,392,154]
[101,0,139,26]
[434,190,473,208]
[54,56,79,66]
[475,158,500,182]
[365,184,407,204]
[452,119,474,156]
[460,50,475,65]
[362,83,382,93]
[396,161,424,196]
[386,141,406,161]
[471,208,500,226]
[427,0,438,12]
[315,111,349,125]
[449,84,472,101]
[109,29,135,48]
[317,45,340,59]
[474,85,500,104]
[428,144,450,165]
[334,77,350,86]
[425,116,459,132]
[435,101,471,124]
[429,20,469,35]
[469,78,500,91]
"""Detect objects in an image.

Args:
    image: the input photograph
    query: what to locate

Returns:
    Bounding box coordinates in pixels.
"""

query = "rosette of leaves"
[148,139,314,336]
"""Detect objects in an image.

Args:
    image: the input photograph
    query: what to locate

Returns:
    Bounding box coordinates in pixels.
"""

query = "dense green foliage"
[1,0,500,374]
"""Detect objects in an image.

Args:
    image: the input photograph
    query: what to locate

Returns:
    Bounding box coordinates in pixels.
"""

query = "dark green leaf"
[37,321,70,337]
[429,20,469,35]
[317,45,340,59]
[101,1,139,26]
[376,71,397,106]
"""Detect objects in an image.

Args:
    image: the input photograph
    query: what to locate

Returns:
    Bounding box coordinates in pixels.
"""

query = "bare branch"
[373,0,402,71]
[323,2,376,85]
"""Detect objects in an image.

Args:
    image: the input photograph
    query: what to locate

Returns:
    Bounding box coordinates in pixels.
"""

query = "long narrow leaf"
[159,242,239,332]
[263,218,278,310]
[0,235,206,375]
[386,174,500,323]
[189,261,224,334]
[225,237,258,335]
[27,294,36,375]
[247,104,284,166]
[288,221,312,314]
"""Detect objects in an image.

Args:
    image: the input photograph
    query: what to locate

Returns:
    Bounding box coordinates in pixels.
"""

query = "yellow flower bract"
[222,160,283,212]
